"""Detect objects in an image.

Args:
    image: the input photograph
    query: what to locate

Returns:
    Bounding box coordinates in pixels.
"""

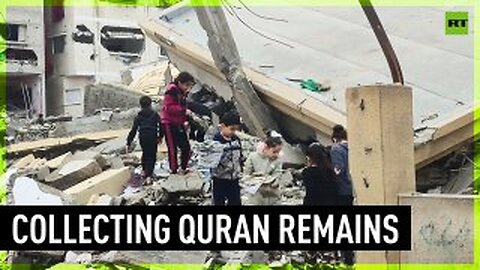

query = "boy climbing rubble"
[126,96,163,185]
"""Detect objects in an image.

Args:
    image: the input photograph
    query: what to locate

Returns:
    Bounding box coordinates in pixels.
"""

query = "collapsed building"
[2,7,46,117]
[140,4,477,192]
[44,6,166,117]
[2,5,167,120]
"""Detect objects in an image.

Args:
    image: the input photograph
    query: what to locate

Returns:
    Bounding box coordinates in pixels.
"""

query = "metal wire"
[237,0,288,23]
[221,0,294,49]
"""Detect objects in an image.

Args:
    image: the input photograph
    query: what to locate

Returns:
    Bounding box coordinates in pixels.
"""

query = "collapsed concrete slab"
[45,159,102,190]
[36,166,50,181]
[72,150,108,170]
[162,172,204,196]
[12,154,35,169]
[64,167,130,204]
[26,158,47,171]
[45,152,73,170]
[107,156,125,169]
[94,136,131,155]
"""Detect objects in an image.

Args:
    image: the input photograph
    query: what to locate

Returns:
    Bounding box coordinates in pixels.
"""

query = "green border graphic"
[1,0,479,269]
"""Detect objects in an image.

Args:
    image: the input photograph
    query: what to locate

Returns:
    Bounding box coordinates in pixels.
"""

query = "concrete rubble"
[45,159,103,190]
[5,71,476,267]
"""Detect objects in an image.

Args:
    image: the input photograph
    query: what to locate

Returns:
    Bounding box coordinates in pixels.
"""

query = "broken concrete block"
[45,152,72,170]
[64,167,130,204]
[108,156,124,169]
[279,144,306,168]
[87,194,114,205]
[162,172,203,195]
[87,194,100,205]
[96,194,113,205]
[100,109,113,122]
[12,177,64,205]
[45,159,102,190]
[65,251,92,264]
[27,158,47,171]
[12,154,35,169]
[72,150,108,170]
[36,166,51,181]
[94,136,131,155]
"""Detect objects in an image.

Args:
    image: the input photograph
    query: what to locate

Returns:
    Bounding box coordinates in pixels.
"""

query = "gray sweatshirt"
[244,152,283,178]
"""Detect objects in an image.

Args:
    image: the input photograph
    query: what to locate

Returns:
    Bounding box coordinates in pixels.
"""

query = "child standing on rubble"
[211,112,244,206]
[205,112,244,265]
[161,72,195,175]
[330,124,355,266]
[126,96,163,185]
[302,142,338,205]
[330,124,353,206]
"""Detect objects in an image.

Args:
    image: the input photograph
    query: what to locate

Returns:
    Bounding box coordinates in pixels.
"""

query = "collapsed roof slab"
[140,5,478,168]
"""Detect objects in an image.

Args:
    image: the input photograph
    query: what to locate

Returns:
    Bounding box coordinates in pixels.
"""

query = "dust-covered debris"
[45,159,102,190]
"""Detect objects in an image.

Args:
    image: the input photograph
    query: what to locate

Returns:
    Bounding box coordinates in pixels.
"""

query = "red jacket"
[161,83,188,125]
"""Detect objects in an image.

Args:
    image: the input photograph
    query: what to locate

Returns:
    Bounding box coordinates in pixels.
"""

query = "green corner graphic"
[445,11,469,35]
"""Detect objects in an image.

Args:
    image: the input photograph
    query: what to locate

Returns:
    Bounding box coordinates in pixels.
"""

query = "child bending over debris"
[161,72,195,174]
[244,130,287,265]
[126,96,163,185]
[244,130,283,178]
[243,130,284,205]
[211,112,244,206]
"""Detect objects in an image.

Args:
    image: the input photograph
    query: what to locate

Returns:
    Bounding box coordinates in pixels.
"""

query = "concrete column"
[346,84,416,266]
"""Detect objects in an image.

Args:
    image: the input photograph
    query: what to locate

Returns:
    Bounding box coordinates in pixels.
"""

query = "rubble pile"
[6,125,313,266]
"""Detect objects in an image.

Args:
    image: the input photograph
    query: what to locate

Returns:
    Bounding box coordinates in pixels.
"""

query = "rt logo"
[445,11,468,35]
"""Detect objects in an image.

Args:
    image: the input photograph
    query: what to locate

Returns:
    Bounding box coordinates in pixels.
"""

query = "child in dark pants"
[211,112,244,206]
[161,72,195,174]
[206,112,243,265]
[126,96,163,185]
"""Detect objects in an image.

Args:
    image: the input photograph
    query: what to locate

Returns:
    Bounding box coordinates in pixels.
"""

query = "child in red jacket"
[161,72,195,174]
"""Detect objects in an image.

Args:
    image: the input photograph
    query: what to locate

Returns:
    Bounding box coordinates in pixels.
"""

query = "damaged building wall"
[4,7,46,116]
[45,6,164,118]
[84,84,142,116]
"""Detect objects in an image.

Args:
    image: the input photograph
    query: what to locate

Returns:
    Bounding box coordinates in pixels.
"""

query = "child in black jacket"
[302,143,338,206]
[127,96,163,184]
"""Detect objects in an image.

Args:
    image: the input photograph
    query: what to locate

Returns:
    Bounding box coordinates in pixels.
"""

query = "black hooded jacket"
[127,107,163,146]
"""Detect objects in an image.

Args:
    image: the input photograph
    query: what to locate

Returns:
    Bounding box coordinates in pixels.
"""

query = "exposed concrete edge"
[139,17,476,168]
[7,129,130,156]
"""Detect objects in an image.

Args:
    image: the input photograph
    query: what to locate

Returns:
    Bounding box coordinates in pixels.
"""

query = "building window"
[72,24,94,44]
[64,88,82,105]
[0,23,26,42]
[52,35,66,54]
[100,26,145,55]
[5,48,38,65]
